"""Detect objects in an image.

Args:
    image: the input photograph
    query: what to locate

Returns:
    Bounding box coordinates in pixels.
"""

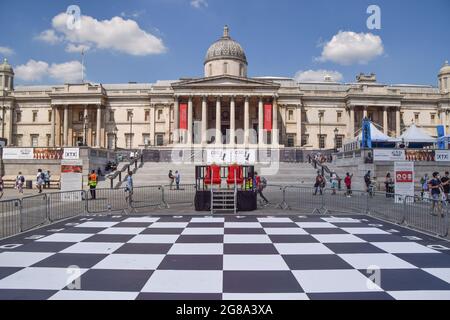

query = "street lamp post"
[83,114,88,146]
[129,113,133,149]
[114,127,118,150]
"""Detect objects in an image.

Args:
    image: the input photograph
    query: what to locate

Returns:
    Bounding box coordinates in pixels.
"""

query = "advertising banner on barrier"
[373,149,406,161]
[206,149,256,165]
[63,148,80,160]
[435,150,450,162]
[60,160,83,201]
[394,161,414,203]
[2,148,34,159]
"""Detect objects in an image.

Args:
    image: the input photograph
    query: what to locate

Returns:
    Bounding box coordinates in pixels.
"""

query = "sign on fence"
[394,161,414,203]
[206,149,256,164]
[373,149,405,161]
[60,160,83,200]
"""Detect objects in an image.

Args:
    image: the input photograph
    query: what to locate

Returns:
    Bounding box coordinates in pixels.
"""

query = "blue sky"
[0,0,449,86]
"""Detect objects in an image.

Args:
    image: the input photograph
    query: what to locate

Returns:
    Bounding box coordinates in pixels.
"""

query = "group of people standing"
[168,170,181,190]
[11,169,52,195]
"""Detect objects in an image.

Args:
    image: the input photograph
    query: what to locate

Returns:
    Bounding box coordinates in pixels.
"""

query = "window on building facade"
[223,62,228,74]
[143,134,150,146]
[48,110,52,122]
[32,111,38,122]
[46,134,51,147]
[431,113,436,124]
[209,64,212,77]
[302,111,308,123]
[144,109,150,122]
[287,134,295,147]
[127,110,133,122]
[125,133,133,149]
[288,109,294,121]
[15,134,23,147]
[16,111,22,123]
[414,113,419,122]
[30,134,39,147]
[109,110,115,122]
[157,109,163,121]
[335,135,344,149]
[301,134,309,146]
[337,112,342,123]
[318,134,326,149]
[239,64,243,77]
[156,134,164,146]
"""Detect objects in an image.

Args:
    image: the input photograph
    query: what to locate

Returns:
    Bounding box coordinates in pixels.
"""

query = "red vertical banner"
[179,103,188,129]
[264,103,272,131]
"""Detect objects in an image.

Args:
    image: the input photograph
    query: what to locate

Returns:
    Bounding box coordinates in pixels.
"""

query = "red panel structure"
[264,103,272,131]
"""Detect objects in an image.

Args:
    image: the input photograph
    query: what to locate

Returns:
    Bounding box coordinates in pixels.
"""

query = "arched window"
[208,64,212,76]
[223,62,228,74]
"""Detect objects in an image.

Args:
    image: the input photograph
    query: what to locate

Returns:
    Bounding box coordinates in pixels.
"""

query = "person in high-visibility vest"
[88,170,98,199]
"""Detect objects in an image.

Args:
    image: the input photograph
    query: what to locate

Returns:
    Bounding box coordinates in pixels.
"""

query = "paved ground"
[0,213,449,300]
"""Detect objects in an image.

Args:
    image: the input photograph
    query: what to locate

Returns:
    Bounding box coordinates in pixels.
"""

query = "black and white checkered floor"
[0,214,450,300]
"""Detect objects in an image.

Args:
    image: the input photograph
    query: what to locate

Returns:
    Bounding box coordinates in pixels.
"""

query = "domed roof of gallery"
[204,25,247,65]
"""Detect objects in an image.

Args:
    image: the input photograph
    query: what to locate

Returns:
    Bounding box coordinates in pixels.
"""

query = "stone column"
[383,106,388,135]
[96,105,101,147]
[63,105,69,146]
[150,104,155,146]
[272,96,278,146]
[83,105,88,145]
[51,106,56,147]
[230,96,235,145]
[215,97,221,145]
[187,96,193,144]
[296,104,302,147]
[348,107,355,138]
[363,106,368,119]
[396,108,401,137]
[173,96,179,143]
[244,96,249,145]
[258,97,263,145]
[441,110,447,132]
[201,95,208,145]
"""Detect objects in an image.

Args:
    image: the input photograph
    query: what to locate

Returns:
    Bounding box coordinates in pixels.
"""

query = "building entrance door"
[221,124,230,144]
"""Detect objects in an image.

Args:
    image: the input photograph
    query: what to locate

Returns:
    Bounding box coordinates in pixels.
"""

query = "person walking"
[314,171,324,195]
[330,172,338,195]
[255,172,269,205]
[0,176,4,199]
[15,172,25,194]
[428,172,443,216]
[420,174,429,201]
[364,170,372,193]
[88,170,98,200]
[441,171,450,202]
[44,170,51,189]
[344,172,353,197]
[175,170,181,190]
[36,169,45,194]
[384,172,394,198]
[125,171,134,204]
[168,170,174,190]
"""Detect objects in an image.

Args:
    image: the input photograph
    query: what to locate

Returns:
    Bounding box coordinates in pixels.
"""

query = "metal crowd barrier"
[0,184,449,239]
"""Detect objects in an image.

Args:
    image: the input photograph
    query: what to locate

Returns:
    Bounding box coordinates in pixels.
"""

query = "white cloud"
[15,59,84,83]
[15,60,50,81]
[35,29,63,44]
[0,46,14,56]
[65,43,90,53]
[294,69,343,82]
[44,12,166,56]
[316,31,384,65]
[191,0,208,8]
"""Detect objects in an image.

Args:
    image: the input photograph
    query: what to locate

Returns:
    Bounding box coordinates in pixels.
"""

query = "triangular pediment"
[171,75,280,89]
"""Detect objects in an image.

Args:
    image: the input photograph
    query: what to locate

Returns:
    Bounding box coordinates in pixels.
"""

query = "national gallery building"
[0,26,449,150]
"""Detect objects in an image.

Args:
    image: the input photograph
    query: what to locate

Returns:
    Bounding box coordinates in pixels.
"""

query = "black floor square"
[283,254,353,270]
[73,269,153,291]
[31,253,107,268]
[114,243,173,254]
[223,271,303,293]
[158,255,223,270]
[224,244,278,255]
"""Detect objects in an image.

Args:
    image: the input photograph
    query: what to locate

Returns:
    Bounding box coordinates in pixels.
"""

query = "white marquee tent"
[357,122,393,142]
[396,124,436,143]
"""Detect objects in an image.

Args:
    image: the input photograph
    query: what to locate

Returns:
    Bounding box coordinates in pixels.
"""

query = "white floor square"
[148,222,189,229]
[182,228,224,235]
[312,234,366,243]
[99,227,145,235]
[223,255,289,270]
[0,252,54,267]
[61,242,124,254]
[338,253,417,269]
[36,233,94,243]
[388,290,450,300]
[423,268,450,284]
[50,290,139,300]
[257,217,293,223]
[223,293,309,300]
[321,217,361,223]
[75,221,119,228]
[168,243,223,255]
[128,234,180,244]
[122,217,160,223]
[142,270,223,293]
[0,267,88,290]
[224,234,272,244]
[264,228,308,235]
[275,243,334,255]
[292,269,382,293]
[296,222,337,229]
[224,222,262,228]
[342,228,390,235]
[372,242,439,254]
[190,217,225,223]
[92,254,165,270]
